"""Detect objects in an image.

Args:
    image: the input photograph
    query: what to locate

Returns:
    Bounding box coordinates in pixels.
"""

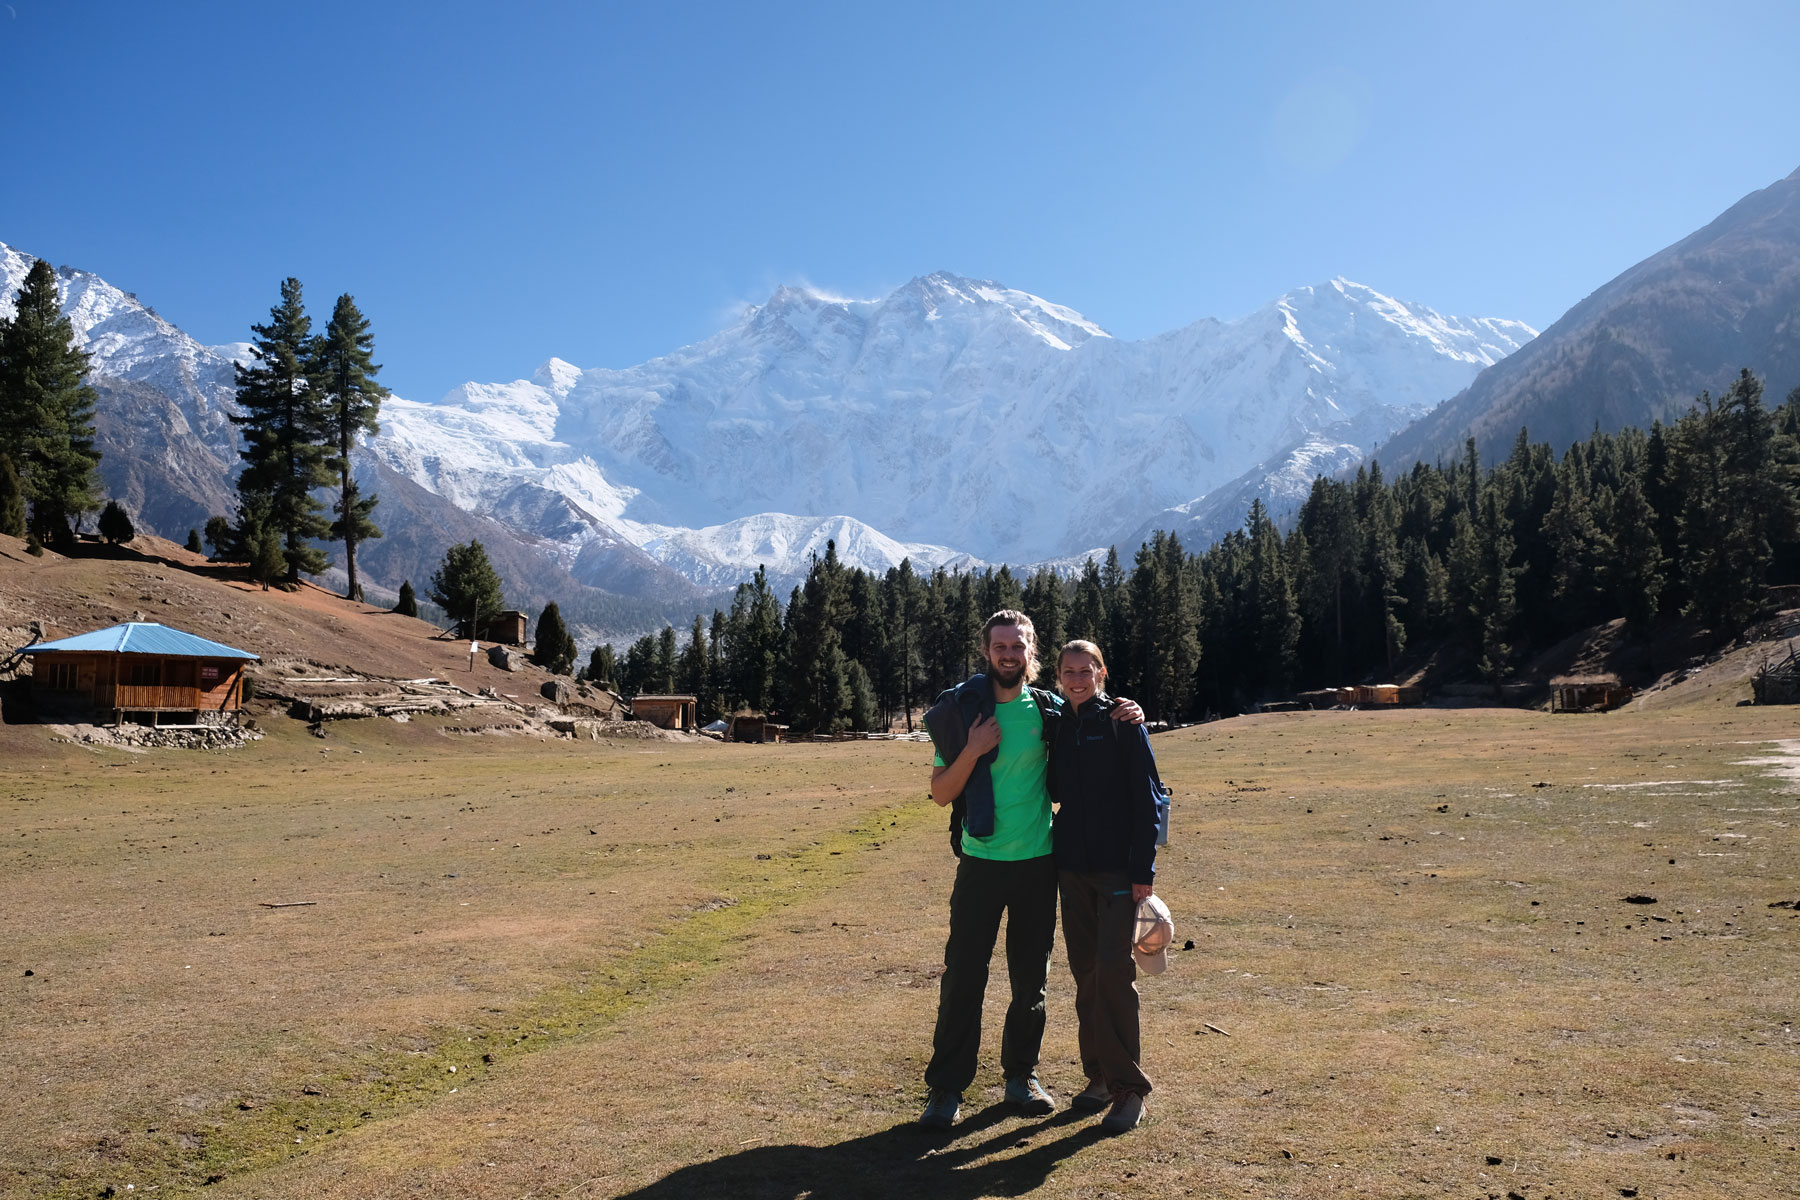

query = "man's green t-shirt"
[931,689,1053,862]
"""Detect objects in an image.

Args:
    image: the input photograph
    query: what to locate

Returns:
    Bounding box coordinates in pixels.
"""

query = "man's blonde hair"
[981,609,1040,682]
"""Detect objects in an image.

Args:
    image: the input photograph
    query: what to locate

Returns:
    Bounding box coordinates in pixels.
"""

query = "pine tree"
[0,454,25,538]
[1244,503,1298,698]
[1541,453,1611,629]
[427,540,506,635]
[678,614,709,700]
[655,626,678,694]
[232,278,330,583]
[394,579,420,617]
[1297,477,1359,678]
[615,635,655,697]
[242,494,286,591]
[1066,557,1106,645]
[185,528,203,554]
[1021,566,1066,689]
[316,293,387,601]
[724,566,782,712]
[202,515,234,560]
[584,643,617,688]
[0,259,102,548]
[1675,371,1800,633]
[784,544,853,731]
[97,499,134,545]
[1605,474,1663,632]
[532,602,578,675]
[846,660,878,732]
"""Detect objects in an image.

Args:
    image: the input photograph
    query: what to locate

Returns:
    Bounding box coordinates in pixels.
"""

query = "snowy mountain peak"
[894,270,1112,349]
[533,356,583,394]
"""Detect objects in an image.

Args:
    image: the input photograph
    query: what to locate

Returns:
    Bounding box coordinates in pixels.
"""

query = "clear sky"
[3,1,1797,403]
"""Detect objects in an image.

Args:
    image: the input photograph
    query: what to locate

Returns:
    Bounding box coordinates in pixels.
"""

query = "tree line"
[571,369,1799,732]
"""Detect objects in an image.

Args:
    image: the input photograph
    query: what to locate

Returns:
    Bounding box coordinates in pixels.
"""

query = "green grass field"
[4,699,1798,1199]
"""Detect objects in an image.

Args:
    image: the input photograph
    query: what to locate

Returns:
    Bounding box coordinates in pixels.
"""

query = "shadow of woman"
[609,1104,1111,1199]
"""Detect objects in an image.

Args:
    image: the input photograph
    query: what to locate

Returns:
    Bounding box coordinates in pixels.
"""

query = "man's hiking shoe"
[1070,1078,1111,1113]
[919,1088,961,1129]
[1004,1075,1056,1116]
[1100,1091,1144,1133]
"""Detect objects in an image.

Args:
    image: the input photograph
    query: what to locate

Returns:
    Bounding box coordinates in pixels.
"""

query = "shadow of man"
[609,1104,1110,1199]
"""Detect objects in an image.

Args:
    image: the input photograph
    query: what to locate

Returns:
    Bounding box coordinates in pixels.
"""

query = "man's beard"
[989,661,1026,688]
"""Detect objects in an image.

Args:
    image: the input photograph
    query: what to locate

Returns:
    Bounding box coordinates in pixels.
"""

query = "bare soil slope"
[0,532,578,718]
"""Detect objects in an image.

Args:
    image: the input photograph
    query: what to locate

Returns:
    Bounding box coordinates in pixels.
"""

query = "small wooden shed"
[728,714,788,743]
[1550,674,1633,713]
[19,621,259,726]
[479,611,529,646]
[631,693,698,731]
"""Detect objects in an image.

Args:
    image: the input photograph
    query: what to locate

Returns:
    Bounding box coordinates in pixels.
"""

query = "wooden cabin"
[728,714,788,743]
[1550,674,1633,713]
[479,610,529,646]
[19,622,259,727]
[631,694,698,731]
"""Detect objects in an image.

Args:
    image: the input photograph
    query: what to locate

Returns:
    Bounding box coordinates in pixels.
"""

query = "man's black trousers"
[924,852,1058,1094]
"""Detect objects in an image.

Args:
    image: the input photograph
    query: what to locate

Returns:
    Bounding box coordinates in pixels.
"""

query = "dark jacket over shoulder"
[924,674,1063,853]
[1048,695,1159,886]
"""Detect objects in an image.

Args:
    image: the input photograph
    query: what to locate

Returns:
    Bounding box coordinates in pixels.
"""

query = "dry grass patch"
[6,700,1800,1198]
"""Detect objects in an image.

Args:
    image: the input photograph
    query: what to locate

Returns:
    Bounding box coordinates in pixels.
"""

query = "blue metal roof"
[18,622,259,660]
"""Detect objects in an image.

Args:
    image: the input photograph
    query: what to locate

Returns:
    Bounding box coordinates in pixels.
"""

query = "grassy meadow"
[3,696,1798,1199]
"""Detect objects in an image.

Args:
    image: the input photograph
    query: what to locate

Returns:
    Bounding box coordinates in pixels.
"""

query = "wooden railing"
[110,685,204,711]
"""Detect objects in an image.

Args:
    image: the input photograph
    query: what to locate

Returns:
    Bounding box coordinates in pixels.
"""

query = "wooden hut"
[1550,674,1633,713]
[19,622,259,726]
[631,694,697,731]
[728,714,788,743]
[479,610,529,646]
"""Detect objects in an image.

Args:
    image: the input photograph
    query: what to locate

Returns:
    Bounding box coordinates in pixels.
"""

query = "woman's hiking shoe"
[1070,1078,1111,1113]
[1100,1091,1144,1133]
[919,1088,962,1129]
[1004,1075,1056,1115]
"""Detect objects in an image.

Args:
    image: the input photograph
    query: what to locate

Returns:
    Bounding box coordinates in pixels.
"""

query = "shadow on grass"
[614,1104,1111,1199]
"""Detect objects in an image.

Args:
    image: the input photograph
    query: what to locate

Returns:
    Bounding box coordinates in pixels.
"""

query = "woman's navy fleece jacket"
[1049,694,1160,886]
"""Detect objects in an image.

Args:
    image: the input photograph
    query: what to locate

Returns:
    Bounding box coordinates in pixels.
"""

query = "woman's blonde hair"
[1056,639,1109,696]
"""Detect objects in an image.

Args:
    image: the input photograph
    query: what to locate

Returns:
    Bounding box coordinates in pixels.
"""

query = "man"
[918,609,1140,1129]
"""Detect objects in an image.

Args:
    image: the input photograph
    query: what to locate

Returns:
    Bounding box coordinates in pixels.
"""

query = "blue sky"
[3,1,1798,402]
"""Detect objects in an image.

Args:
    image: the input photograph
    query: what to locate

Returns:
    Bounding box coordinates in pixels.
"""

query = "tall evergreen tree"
[655,625,678,694]
[584,643,618,688]
[1066,557,1106,644]
[427,540,506,635]
[97,499,134,545]
[1604,474,1664,633]
[531,602,578,674]
[315,293,387,601]
[0,454,25,539]
[232,278,330,582]
[724,565,783,712]
[617,634,658,696]
[678,614,709,701]
[0,259,101,548]
[784,543,853,732]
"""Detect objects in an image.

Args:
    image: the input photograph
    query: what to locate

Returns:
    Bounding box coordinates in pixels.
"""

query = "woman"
[1049,639,1161,1134]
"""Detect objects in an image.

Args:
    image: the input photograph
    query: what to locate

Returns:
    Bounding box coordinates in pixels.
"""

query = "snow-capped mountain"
[3,239,1534,633]
[372,271,1532,574]
[0,243,247,536]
